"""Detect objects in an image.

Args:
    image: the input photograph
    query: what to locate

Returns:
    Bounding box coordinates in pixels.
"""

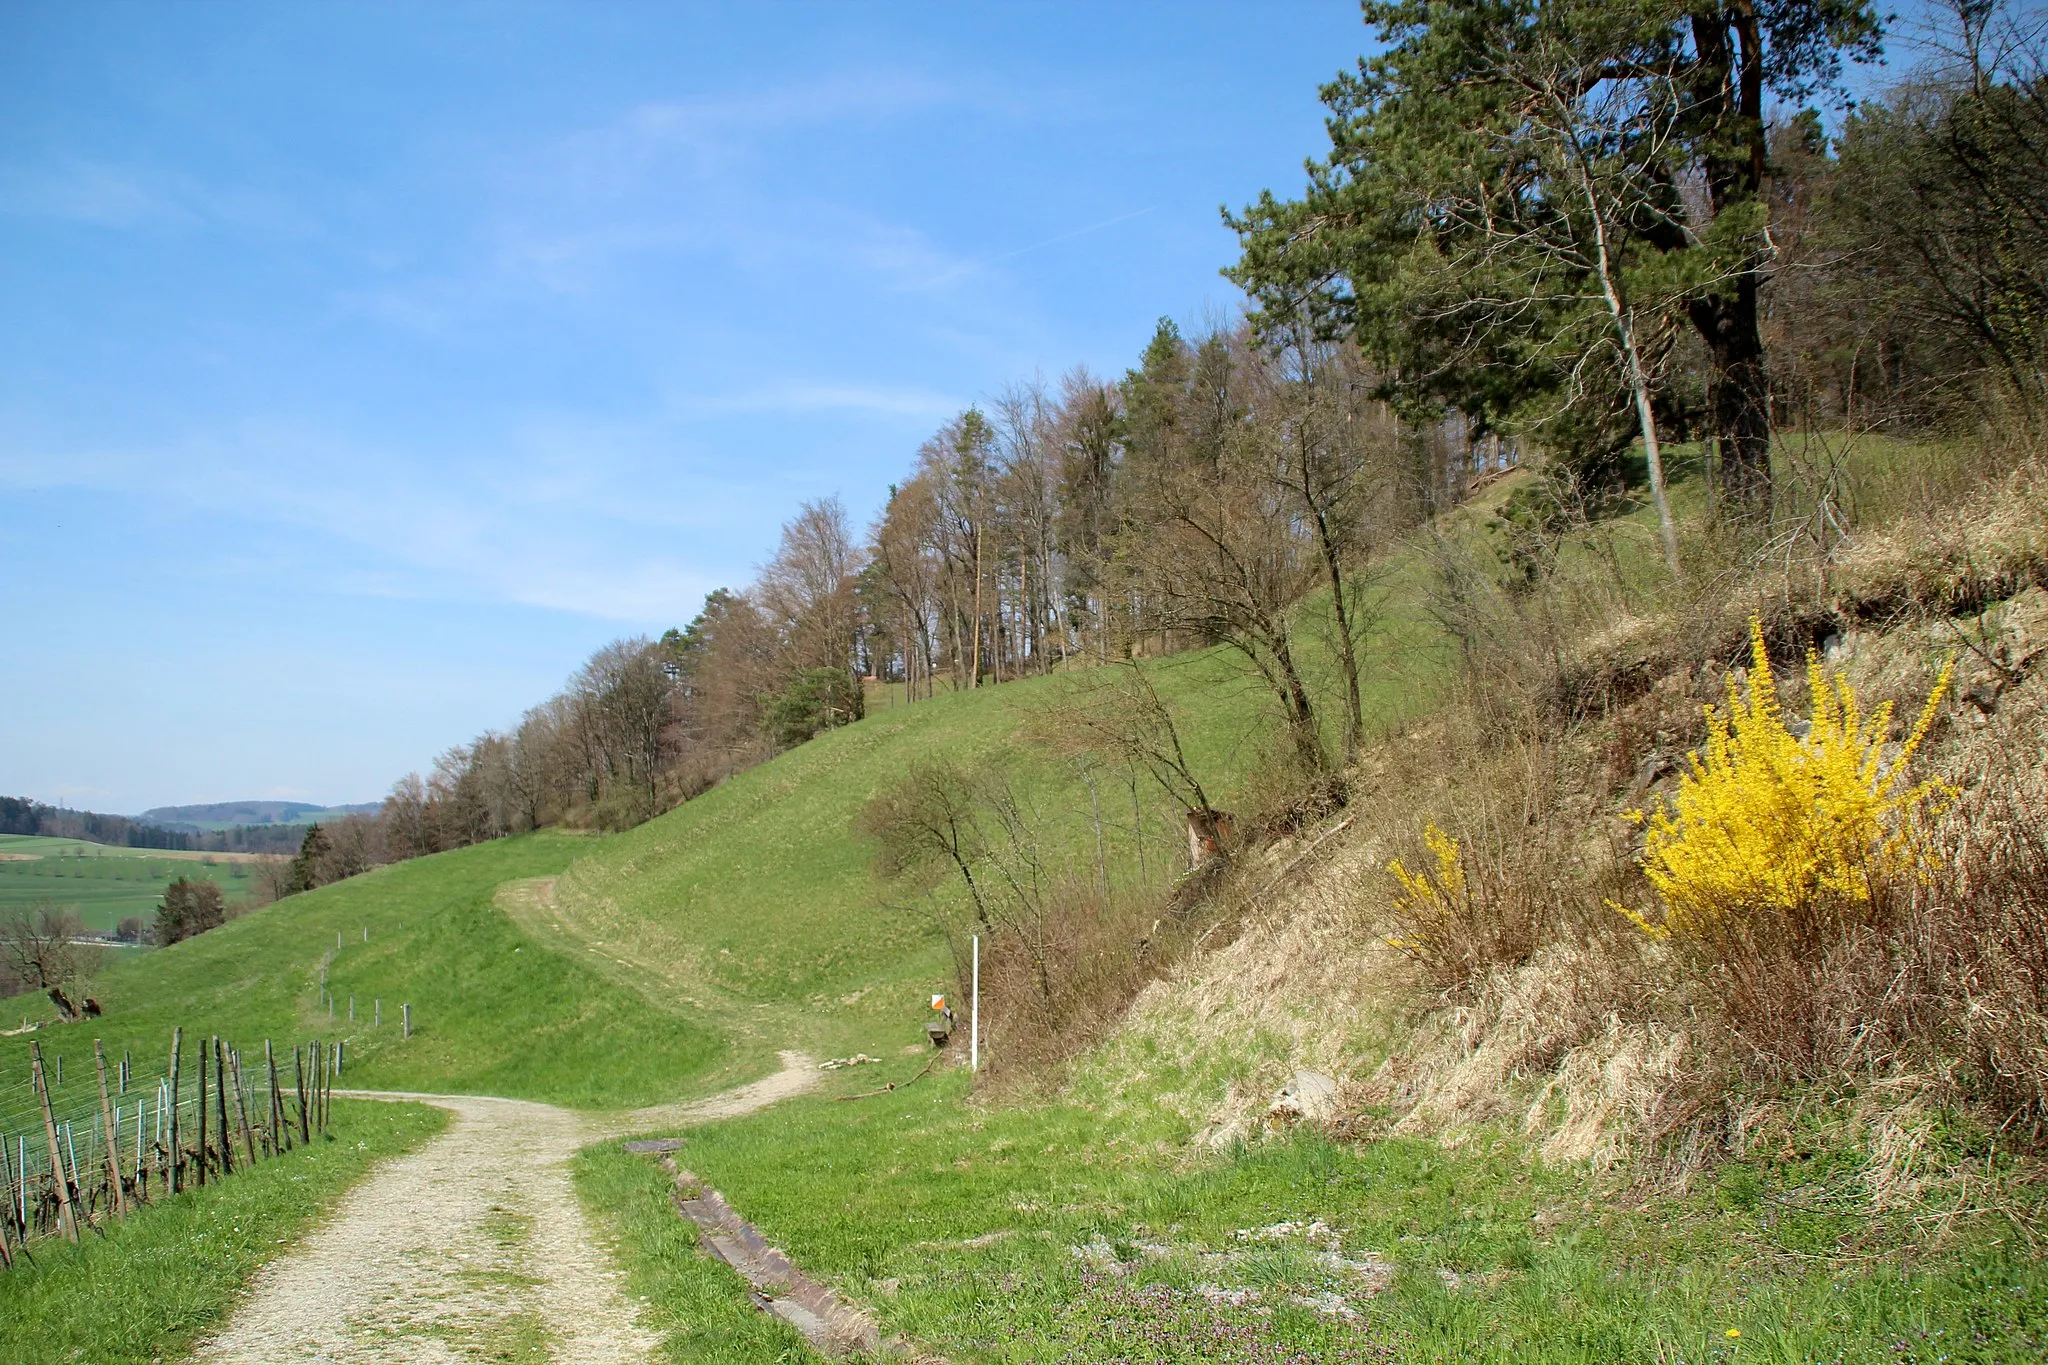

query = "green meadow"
[1,832,725,1110]
[4,443,2041,1361]
[0,835,259,933]
[590,1063,2048,1364]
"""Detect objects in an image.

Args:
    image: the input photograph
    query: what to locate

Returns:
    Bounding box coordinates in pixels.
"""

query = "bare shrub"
[976,873,1174,1083]
[1,903,98,997]
[1383,822,1544,990]
[1906,791,2048,1130]
[859,752,1177,1083]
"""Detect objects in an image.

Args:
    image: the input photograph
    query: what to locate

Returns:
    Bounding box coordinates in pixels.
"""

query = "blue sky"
[1,0,1945,816]
[0,0,1374,814]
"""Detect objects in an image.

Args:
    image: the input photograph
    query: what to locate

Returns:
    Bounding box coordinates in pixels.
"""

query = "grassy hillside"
[10,436,2040,1363]
[3,567,1443,1104]
[0,638,1336,1105]
[2,833,724,1110]
[0,835,261,932]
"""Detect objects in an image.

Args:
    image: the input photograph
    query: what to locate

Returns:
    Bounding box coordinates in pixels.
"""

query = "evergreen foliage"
[153,875,225,946]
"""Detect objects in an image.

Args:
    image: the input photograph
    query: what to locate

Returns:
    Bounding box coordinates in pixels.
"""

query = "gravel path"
[189,1055,819,1364]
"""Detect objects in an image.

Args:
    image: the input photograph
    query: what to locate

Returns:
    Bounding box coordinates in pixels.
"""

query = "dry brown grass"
[1834,456,2048,623]
[973,873,1177,1086]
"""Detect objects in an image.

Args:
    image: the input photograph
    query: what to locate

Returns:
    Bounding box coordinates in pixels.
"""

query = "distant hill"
[140,800,381,831]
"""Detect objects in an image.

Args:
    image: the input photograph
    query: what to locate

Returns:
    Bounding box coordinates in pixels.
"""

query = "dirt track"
[188,1054,819,1364]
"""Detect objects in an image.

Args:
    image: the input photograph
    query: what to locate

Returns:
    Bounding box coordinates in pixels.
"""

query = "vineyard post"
[30,1042,78,1242]
[167,1028,183,1194]
[213,1038,233,1176]
[94,1040,128,1216]
[265,1041,283,1154]
[66,1126,83,1223]
[195,1040,209,1188]
[0,1145,12,1270]
[229,1049,257,1167]
[1,1133,20,1249]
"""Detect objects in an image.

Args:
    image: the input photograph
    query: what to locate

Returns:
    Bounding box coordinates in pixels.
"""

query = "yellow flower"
[1613,619,1955,941]
[1386,823,1466,953]
[1726,1328,1741,1339]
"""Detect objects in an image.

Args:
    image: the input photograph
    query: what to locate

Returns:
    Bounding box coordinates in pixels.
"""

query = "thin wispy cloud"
[684,381,962,420]
[0,158,199,227]
[1,0,1358,809]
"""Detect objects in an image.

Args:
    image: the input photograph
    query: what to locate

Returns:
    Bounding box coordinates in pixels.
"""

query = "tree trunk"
[969,525,984,689]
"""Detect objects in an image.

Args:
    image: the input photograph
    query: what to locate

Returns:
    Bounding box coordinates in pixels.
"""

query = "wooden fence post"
[0,1150,12,1269]
[29,1042,78,1242]
[213,1037,233,1177]
[94,1040,128,1217]
[167,1028,184,1195]
[265,1041,284,1155]
[294,1047,309,1145]
[1,1133,20,1252]
[229,1049,257,1168]
[402,1003,411,1039]
[195,1039,209,1188]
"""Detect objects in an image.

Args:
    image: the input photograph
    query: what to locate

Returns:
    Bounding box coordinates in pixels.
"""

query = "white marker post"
[970,934,980,1074]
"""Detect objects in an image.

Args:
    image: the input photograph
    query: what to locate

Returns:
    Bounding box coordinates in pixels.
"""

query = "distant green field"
[0,834,261,933]
[0,832,726,1110]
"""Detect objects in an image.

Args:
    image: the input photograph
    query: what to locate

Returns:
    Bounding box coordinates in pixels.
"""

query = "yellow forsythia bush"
[1617,619,1955,940]
[1387,822,1466,951]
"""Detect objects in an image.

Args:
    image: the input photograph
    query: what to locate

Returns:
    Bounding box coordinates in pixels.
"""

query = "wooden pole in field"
[265,1041,283,1155]
[402,1003,410,1039]
[0,1127,16,1268]
[1,1131,20,1250]
[229,1049,257,1167]
[167,1028,184,1194]
[94,1040,128,1216]
[195,1039,209,1188]
[213,1038,233,1176]
[30,1042,77,1242]
[66,1129,84,1227]
[0,1147,13,1269]
[294,1047,308,1146]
